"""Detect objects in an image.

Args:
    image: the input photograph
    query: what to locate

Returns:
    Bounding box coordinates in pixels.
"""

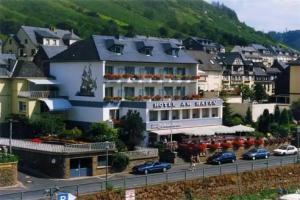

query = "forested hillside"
[0,0,276,46]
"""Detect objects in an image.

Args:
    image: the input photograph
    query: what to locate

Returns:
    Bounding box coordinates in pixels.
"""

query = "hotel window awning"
[27,79,60,85]
[38,98,72,111]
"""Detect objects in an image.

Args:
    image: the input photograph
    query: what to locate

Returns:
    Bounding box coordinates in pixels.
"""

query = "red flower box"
[152,95,162,101]
[164,74,174,79]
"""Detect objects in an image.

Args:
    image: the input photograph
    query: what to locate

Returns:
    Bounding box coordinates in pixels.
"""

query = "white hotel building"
[50,35,224,142]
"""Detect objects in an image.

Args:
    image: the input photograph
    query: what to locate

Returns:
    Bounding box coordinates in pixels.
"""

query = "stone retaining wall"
[0,162,18,187]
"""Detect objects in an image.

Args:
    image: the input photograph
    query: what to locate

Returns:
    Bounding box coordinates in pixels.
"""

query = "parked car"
[132,161,171,174]
[273,145,298,156]
[242,148,270,160]
[207,151,236,165]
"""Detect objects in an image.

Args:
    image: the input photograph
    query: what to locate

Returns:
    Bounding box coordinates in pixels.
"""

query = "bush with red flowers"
[208,141,220,152]
[31,138,42,143]
[244,138,254,148]
[232,139,243,150]
[254,138,264,147]
[221,141,232,150]
[198,143,207,152]
[164,74,174,79]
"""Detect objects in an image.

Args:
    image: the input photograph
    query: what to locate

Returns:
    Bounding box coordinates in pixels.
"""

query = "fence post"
[166,173,168,183]
[202,168,205,179]
[267,159,269,169]
[219,165,222,175]
[236,163,241,196]
[184,170,187,181]
[280,158,283,167]
[76,185,79,197]
[123,176,126,189]
[145,175,148,186]
[20,192,23,200]
[252,161,254,171]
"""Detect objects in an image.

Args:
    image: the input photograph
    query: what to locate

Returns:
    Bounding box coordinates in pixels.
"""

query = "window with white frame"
[172,110,180,120]
[145,87,155,96]
[105,87,114,97]
[18,101,27,113]
[182,110,190,119]
[109,109,119,120]
[192,109,200,118]
[161,110,169,121]
[202,108,209,118]
[149,111,158,121]
[211,108,219,117]
[164,87,173,96]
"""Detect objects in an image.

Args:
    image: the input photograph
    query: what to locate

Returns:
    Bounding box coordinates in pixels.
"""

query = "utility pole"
[105,141,110,189]
[9,119,13,154]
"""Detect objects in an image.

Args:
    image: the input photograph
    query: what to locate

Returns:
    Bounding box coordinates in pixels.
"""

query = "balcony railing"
[104,94,204,102]
[104,74,200,82]
[18,90,58,99]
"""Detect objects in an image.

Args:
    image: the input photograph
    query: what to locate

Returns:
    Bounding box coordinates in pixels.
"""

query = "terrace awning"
[27,79,60,85]
[231,124,255,132]
[150,125,235,136]
[39,98,72,111]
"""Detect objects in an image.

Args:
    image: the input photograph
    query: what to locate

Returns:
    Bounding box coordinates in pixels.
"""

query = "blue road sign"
[57,192,76,200]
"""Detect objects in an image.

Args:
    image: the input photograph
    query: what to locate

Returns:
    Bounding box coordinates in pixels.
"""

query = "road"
[0,155,299,200]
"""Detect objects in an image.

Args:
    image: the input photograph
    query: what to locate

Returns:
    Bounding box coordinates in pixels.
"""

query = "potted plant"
[152,74,161,80]
[173,95,181,100]
[104,96,113,101]
[143,96,151,101]
[164,74,174,80]
[152,95,162,101]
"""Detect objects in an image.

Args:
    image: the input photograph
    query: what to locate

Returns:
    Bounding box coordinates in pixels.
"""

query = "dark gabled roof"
[35,30,60,39]
[185,50,222,71]
[231,45,257,53]
[251,44,267,51]
[272,59,289,71]
[11,60,46,77]
[52,38,100,62]
[253,67,267,76]
[21,26,80,46]
[0,53,16,64]
[266,67,281,74]
[53,35,197,64]
[289,58,300,66]
[40,45,68,59]
[62,31,81,41]
[253,62,267,68]
[217,52,243,65]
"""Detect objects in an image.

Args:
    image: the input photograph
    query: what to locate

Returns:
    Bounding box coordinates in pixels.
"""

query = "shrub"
[244,138,254,148]
[58,127,83,140]
[87,122,118,142]
[111,153,129,172]
[232,139,243,150]
[254,138,264,147]
[0,154,18,163]
[221,141,232,150]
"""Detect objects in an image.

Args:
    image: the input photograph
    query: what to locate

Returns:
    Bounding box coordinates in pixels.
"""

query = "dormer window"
[110,44,124,55]
[172,48,179,57]
[145,48,152,56]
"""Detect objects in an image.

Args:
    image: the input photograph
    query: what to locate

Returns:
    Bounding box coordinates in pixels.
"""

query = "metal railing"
[18,90,58,99]
[0,138,115,154]
[0,155,299,200]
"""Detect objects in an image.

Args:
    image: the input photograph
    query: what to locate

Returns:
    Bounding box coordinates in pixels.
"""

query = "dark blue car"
[207,151,236,165]
[242,148,270,160]
[132,161,171,174]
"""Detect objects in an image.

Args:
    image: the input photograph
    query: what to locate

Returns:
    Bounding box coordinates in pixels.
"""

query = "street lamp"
[105,141,110,189]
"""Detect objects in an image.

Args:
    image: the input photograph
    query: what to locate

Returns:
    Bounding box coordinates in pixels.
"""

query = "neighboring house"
[267,45,296,63]
[231,45,262,63]
[252,63,273,95]
[0,57,71,133]
[275,59,300,104]
[185,50,223,93]
[50,35,224,143]
[2,26,80,60]
[250,44,274,67]
[216,52,254,91]
[183,37,225,54]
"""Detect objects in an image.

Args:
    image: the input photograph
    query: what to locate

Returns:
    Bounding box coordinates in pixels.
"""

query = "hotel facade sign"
[148,99,222,110]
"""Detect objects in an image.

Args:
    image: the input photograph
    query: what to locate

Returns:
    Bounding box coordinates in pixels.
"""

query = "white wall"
[230,102,277,122]
[50,61,105,101]
[68,106,103,122]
